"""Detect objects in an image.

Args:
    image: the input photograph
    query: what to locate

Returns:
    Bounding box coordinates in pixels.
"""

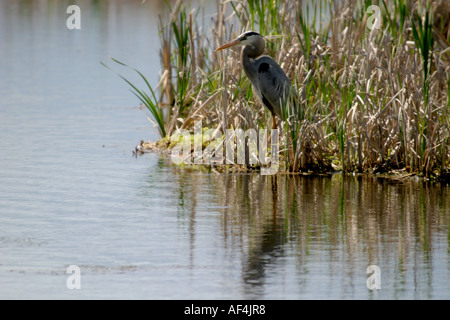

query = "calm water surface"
[0,0,449,299]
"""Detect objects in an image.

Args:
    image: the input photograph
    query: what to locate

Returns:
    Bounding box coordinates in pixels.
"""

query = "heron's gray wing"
[254,56,295,120]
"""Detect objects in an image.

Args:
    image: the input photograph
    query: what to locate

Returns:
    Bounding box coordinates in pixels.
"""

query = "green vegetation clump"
[106,0,450,180]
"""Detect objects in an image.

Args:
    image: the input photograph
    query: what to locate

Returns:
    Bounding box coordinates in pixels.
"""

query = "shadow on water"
[153,156,449,299]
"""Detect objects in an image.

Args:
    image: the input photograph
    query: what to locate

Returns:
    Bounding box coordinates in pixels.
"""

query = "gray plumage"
[216,31,301,128]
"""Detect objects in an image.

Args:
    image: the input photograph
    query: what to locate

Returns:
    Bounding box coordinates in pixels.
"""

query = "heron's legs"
[271,115,277,130]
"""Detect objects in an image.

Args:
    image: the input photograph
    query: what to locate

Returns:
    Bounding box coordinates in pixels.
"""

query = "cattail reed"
[107,0,449,180]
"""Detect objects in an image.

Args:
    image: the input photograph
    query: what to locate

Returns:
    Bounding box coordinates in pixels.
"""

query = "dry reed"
[127,0,450,179]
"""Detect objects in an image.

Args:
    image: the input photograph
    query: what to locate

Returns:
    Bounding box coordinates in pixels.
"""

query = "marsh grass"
[110,0,450,179]
[101,58,166,138]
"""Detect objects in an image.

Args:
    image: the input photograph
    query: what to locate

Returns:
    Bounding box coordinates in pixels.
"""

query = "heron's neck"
[241,44,263,59]
[241,44,263,80]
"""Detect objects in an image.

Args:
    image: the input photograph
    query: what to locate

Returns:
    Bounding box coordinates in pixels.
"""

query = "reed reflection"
[164,158,449,298]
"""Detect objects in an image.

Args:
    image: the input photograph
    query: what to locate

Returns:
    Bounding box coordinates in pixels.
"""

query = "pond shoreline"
[134,139,450,184]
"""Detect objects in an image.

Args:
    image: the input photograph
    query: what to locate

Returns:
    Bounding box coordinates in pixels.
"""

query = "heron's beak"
[215,39,241,52]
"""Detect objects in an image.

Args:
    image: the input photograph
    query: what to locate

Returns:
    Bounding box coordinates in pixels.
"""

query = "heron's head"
[215,31,265,52]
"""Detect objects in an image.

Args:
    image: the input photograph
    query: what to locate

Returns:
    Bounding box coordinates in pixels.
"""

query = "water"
[0,0,449,300]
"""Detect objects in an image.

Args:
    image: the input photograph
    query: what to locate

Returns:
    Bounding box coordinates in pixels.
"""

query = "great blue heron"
[215,31,300,129]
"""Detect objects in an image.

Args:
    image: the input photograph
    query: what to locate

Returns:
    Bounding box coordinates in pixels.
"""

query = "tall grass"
[101,58,166,138]
[111,0,450,179]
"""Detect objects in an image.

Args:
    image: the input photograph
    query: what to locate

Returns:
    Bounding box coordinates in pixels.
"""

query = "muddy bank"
[134,139,450,184]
